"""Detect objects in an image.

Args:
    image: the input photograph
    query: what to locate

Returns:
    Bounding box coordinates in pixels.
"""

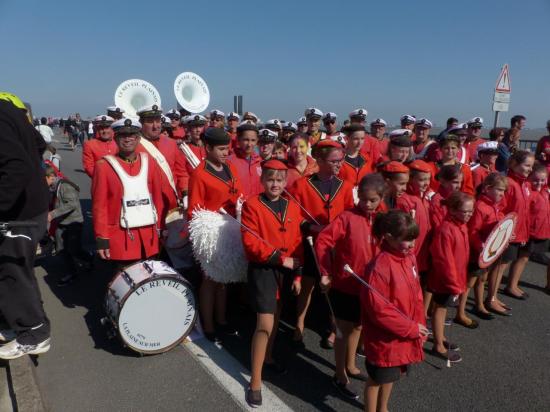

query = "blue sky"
[1,0,549,127]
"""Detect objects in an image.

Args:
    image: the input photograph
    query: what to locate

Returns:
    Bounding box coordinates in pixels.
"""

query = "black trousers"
[0,212,50,344]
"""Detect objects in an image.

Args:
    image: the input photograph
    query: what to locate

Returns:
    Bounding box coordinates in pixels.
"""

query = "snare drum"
[105,260,197,354]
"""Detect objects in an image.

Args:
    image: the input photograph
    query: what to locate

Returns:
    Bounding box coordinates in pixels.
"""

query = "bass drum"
[105,260,197,354]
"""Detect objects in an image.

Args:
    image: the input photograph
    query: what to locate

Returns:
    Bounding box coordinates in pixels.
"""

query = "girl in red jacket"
[362,210,428,412]
[494,150,535,301]
[338,124,373,187]
[381,161,410,209]
[528,163,550,294]
[241,160,303,408]
[429,191,474,363]
[315,173,386,400]
[463,173,507,321]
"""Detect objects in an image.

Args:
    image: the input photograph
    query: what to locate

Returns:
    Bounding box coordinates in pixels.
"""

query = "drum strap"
[140,138,179,200]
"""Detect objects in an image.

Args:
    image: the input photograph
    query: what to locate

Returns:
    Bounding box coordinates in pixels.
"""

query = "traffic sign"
[495,64,511,93]
[492,101,509,112]
[493,92,510,103]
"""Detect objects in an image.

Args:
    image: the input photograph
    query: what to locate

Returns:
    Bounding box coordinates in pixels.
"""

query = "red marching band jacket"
[428,162,475,196]
[360,135,383,166]
[287,174,354,231]
[503,172,531,244]
[428,216,469,295]
[361,245,425,367]
[187,161,243,220]
[471,163,495,190]
[240,195,305,276]
[227,149,263,199]
[315,205,384,296]
[82,138,118,178]
[92,154,163,261]
[468,194,504,261]
[528,186,550,240]
[338,153,374,187]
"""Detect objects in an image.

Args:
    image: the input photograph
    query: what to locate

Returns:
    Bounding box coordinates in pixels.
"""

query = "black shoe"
[264,361,287,376]
[204,332,222,344]
[291,338,305,350]
[443,341,460,351]
[346,369,367,382]
[320,337,334,350]
[331,375,359,400]
[246,387,262,408]
[473,310,495,320]
[453,318,479,329]
[57,274,76,287]
[430,348,462,363]
[217,323,239,336]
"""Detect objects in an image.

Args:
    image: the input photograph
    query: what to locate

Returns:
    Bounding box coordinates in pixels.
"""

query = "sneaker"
[246,387,262,408]
[443,341,460,351]
[0,338,51,360]
[331,375,359,400]
[0,329,16,343]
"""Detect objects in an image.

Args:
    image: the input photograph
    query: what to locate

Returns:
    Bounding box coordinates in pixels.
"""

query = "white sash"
[139,138,179,199]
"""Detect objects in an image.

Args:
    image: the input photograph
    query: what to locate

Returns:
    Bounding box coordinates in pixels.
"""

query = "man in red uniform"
[209,109,225,129]
[281,121,298,144]
[367,118,388,161]
[226,112,240,146]
[106,106,125,120]
[228,121,263,198]
[464,117,485,163]
[82,115,118,178]
[349,108,368,127]
[412,118,435,159]
[322,112,346,146]
[92,118,163,264]
[136,104,189,220]
[471,141,499,189]
[165,109,186,142]
[305,107,326,146]
[297,116,308,134]
[243,111,259,124]
[400,114,416,131]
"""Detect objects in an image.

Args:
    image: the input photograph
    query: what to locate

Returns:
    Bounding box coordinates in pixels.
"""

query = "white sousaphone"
[114,79,162,120]
[174,72,210,114]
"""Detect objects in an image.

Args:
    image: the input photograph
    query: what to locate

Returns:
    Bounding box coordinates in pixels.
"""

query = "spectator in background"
[510,115,527,134]
[491,127,510,173]
[535,120,550,173]
[36,117,54,144]
[437,117,459,140]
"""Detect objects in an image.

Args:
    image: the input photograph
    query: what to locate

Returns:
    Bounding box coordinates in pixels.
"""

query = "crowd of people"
[1,92,550,411]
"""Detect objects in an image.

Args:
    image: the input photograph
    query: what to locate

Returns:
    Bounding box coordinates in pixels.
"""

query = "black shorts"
[501,242,531,263]
[431,292,454,307]
[302,237,321,279]
[467,262,486,277]
[329,289,360,323]
[365,360,410,384]
[529,239,549,254]
[248,263,290,314]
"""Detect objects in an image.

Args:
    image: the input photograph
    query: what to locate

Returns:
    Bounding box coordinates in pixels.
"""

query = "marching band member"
[286,133,319,187]
[165,109,185,142]
[379,130,413,165]
[281,121,298,144]
[82,115,117,178]
[424,123,469,163]
[464,117,485,163]
[348,108,368,127]
[264,119,283,142]
[381,161,410,209]
[226,111,240,146]
[187,127,243,342]
[288,139,354,349]
[429,164,463,228]
[297,116,308,134]
[368,118,389,162]
[160,115,174,139]
[242,159,304,408]
[323,112,346,146]
[429,191,474,364]
[258,128,277,161]
[316,174,386,400]
[305,107,326,146]
[338,124,373,187]
[427,134,474,196]
[228,121,262,199]
[400,114,416,132]
[412,118,435,159]
[209,109,225,129]
[362,210,427,412]
[92,118,163,266]
[272,141,287,161]
[243,111,259,124]
[471,141,499,190]
[184,114,208,167]
[106,105,125,120]
[465,173,507,321]
[136,104,189,220]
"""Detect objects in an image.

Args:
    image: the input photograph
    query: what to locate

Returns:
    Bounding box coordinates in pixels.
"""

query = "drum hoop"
[478,212,517,269]
[107,270,198,354]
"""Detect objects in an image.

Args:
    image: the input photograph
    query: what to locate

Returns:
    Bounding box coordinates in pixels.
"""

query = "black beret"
[203,127,230,146]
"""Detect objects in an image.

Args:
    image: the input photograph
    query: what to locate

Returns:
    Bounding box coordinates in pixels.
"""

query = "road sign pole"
[493,111,500,128]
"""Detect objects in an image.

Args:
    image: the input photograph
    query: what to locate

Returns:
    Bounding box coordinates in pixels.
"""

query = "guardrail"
[519,139,538,152]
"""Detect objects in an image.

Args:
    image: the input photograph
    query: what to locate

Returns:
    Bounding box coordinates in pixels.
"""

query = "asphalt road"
[34,131,550,411]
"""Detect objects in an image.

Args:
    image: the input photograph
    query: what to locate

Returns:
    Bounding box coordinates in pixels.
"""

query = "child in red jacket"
[428,191,475,363]
[494,150,535,301]
[362,210,428,412]
[463,173,507,322]
[316,173,386,400]
[241,160,304,408]
[429,164,463,228]
[528,163,550,294]
[381,161,410,209]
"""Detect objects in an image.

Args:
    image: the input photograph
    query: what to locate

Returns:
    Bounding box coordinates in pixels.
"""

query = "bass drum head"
[117,275,197,354]
[478,213,517,269]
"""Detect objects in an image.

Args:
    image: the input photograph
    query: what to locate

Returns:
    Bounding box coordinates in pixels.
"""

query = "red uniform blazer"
[397,191,432,272]
[184,143,207,175]
[360,135,382,165]
[361,246,425,367]
[428,216,469,295]
[529,186,550,240]
[503,172,531,244]
[315,206,383,295]
[471,163,495,190]
[428,161,475,196]
[187,161,243,220]
[464,138,484,163]
[288,174,354,229]
[82,138,118,178]
[92,154,163,261]
[227,149,263,199]
[338,153,373,187]
[172,126,186,141]
[468,195,504,261]
[241,194,305,267]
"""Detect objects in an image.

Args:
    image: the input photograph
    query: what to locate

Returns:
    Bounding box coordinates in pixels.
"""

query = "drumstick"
[306,236,341,338]
[283,189,321,226]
